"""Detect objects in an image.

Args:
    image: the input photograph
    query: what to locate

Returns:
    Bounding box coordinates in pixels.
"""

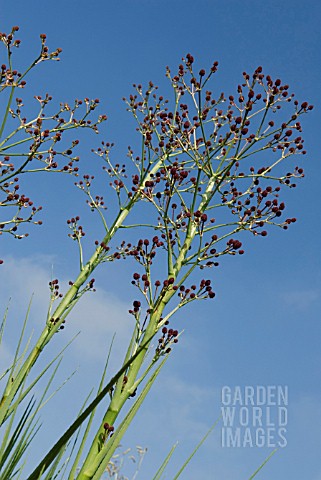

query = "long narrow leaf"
[90,357,168,480]
[27,334,155,480]
[0,397,35,470]
[248,449,277,480]
[5,333,80,422]
[0,302,10,346]
[11,298,33,376]
[0,332,34,427]
[152,443,178,480]
[68,333,116,480]
[172,418,220,480]
[1,342,77,479]
[0,374,30,467]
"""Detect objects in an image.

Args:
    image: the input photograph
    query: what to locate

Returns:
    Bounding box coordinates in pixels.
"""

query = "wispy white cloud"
[126,380,321,479]
[2,256,321,479]
[132,371,221,455]
[279,289,320,310]
[67,286,133,363]
[0,255,133,364]
[152,374,220,436]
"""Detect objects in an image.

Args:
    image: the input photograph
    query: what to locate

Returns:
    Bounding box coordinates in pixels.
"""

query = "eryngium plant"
[0,26,105,245]
[0,27,313,479]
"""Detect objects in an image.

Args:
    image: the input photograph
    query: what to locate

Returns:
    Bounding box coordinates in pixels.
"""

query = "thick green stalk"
[82,359,167,480]
[0,204,131,416]
[26,339,151,480]
[78,170,219,477]
[2,241,107,397]
[0,154,168,421]
[77,287,174,479]
[124,173,220,386]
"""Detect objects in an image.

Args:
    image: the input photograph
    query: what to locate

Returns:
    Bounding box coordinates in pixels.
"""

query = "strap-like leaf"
[152,443,178,480]
[90,357,168,480]
[248,449,277,479]
[27,335,154,480]
[172,418,219,480]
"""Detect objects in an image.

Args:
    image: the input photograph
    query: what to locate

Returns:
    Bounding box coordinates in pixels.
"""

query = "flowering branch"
[0,28,313,479]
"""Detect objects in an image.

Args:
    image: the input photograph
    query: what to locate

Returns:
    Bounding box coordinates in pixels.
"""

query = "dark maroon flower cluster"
[127,236,164,266]
[49,279,63,300]
[129,299,141,315]
[101,422,114,442]
[156,325,179,356]
[67,216,85,240]
[177,278,216,302]
[48,316,65,330]
[0,173,42,240]
[87,194,105,212]
[103,422,114,433]
[0,28,109,252]
[76,175,95,189]
[226,238,244,254]
[123,53,312,169]
[0,28,62,90]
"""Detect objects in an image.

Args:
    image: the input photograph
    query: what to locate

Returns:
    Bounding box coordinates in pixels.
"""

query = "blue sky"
[1,1,321,478]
